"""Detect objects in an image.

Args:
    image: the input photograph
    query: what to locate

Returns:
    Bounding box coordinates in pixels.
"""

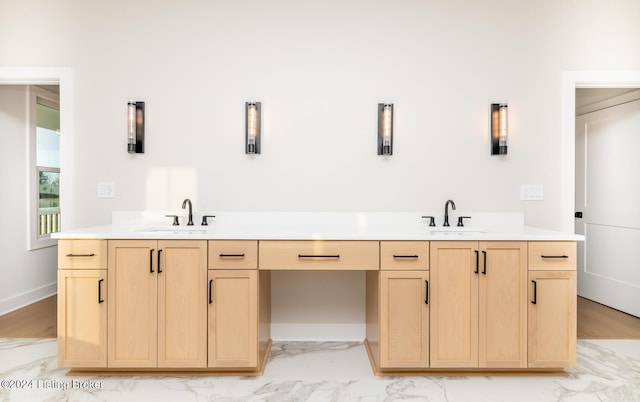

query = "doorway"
[0,68,73,314]
[0,68,74,231]
[561,71,640,328]
[575,88,640,318]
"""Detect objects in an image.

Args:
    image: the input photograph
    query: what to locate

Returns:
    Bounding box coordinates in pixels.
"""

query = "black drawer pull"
[158,249,163,273]
[66,253,95,257]
[98,279,104,304]
[482,250,487,275]
[425,280,429,304]
[149,249,154,273]
[474,250,479,274]
[208,279,213,304]
[393,255,419,259]
[219,253,246,258]
[531,280,537,304]
[298,254,340,259]
[541,255,569,259]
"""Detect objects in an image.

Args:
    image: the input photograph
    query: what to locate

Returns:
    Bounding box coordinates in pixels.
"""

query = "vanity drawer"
[209,240,258,269]
[380,241,429,270]
[259,240,379,270]
[528,242,576,271]
[58,239,107,269]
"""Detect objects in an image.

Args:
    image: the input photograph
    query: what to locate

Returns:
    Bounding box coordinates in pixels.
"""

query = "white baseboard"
[0,282,57,316]
[270,323,365,341]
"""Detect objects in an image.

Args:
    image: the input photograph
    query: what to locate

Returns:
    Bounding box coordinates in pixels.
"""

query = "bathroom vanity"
[53,212,581,375]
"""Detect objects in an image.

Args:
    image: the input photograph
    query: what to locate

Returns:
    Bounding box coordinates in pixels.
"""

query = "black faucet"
[182,198,194,226]
[443,199,456,227]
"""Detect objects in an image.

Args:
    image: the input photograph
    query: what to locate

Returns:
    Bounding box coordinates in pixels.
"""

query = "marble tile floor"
[1,339,639,402]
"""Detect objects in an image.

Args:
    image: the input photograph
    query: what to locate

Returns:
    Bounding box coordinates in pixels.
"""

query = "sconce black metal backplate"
[128,101,145,154]
[245,102,261,154]
[377,103,393,155]
[490,103,507,155]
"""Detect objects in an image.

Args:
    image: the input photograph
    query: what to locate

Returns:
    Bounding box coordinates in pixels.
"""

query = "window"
[29,86,60,249]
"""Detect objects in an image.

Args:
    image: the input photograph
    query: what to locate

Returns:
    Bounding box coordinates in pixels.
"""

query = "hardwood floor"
[0,296,57,338]
[0,295,639,339]
[577,296,640,339]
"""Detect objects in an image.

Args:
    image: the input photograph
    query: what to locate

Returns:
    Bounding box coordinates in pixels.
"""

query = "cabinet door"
[430,241,478,368]
[528,271,577,368]
[108,240,158,368]
[57,269,107,367]
[158,240,208,368]
[208,270,258,368]
[479,242,527,368]
[379,271,429,368]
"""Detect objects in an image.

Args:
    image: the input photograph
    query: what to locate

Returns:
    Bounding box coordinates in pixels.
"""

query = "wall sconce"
[490,103,508,155]
[245,102,261,154]
[377,103,393,155]
[127,101,145,154]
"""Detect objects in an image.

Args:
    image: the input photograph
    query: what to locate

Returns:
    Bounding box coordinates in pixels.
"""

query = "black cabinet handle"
[298,254,340,259]
[66,253,96,257]
[158,249,163,273]
[149,249,155,273]
[219,253,245,258]
[541,255,569,259]
[482,250,487,275]
[531,280,537,304]
[474,250,479,274]
[98,279,104,304]
[393,255,419,259]
[425,280,429,304]
[208,279,213,304]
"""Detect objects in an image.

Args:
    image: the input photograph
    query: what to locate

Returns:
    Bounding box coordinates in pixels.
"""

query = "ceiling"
[35,85,59,95]
[575,88,637,109]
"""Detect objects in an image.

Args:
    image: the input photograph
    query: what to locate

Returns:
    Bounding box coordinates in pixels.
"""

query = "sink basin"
[142,226,208,234]
[429,227,484,236]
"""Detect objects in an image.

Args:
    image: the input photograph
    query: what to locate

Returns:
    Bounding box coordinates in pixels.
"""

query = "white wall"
[2,0,640,335]
[0,86,57,313]
[2,0,639,229]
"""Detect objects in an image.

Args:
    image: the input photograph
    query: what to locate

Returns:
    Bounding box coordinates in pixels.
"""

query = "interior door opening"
[575,87,640,319]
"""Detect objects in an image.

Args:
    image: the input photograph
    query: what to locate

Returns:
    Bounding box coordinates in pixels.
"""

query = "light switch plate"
[97,182,115,198]
[520,184,543,201]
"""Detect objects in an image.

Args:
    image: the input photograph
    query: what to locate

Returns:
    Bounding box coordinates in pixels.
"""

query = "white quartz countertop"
[52,212,584,241]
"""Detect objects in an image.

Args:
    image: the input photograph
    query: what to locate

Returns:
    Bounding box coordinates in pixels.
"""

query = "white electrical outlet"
[520,185,543,201]
[97,182,115,198]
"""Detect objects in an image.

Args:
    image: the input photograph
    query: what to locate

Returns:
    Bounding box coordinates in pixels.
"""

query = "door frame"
[0,67,76,230]
[561,70,640,233]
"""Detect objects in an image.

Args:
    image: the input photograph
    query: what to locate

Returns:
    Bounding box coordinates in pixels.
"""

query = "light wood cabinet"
[527,241,577,368]
[208,270,258,368]
[57,239,108,368]
[479,242,527,368]
[107,240,207,368]
[380,241,429,271]
[209,240,258,270]
[528,242,577,271]
[57,269,107,367]
[58,239,107,269]
[379,270,430,368]
[259,240,379,270]
[528,270,577,368]
[430,241,478,368]
[158,241,208,368]
[366,241,430,371]
[429,241,527,368]
[57,235,577,375]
